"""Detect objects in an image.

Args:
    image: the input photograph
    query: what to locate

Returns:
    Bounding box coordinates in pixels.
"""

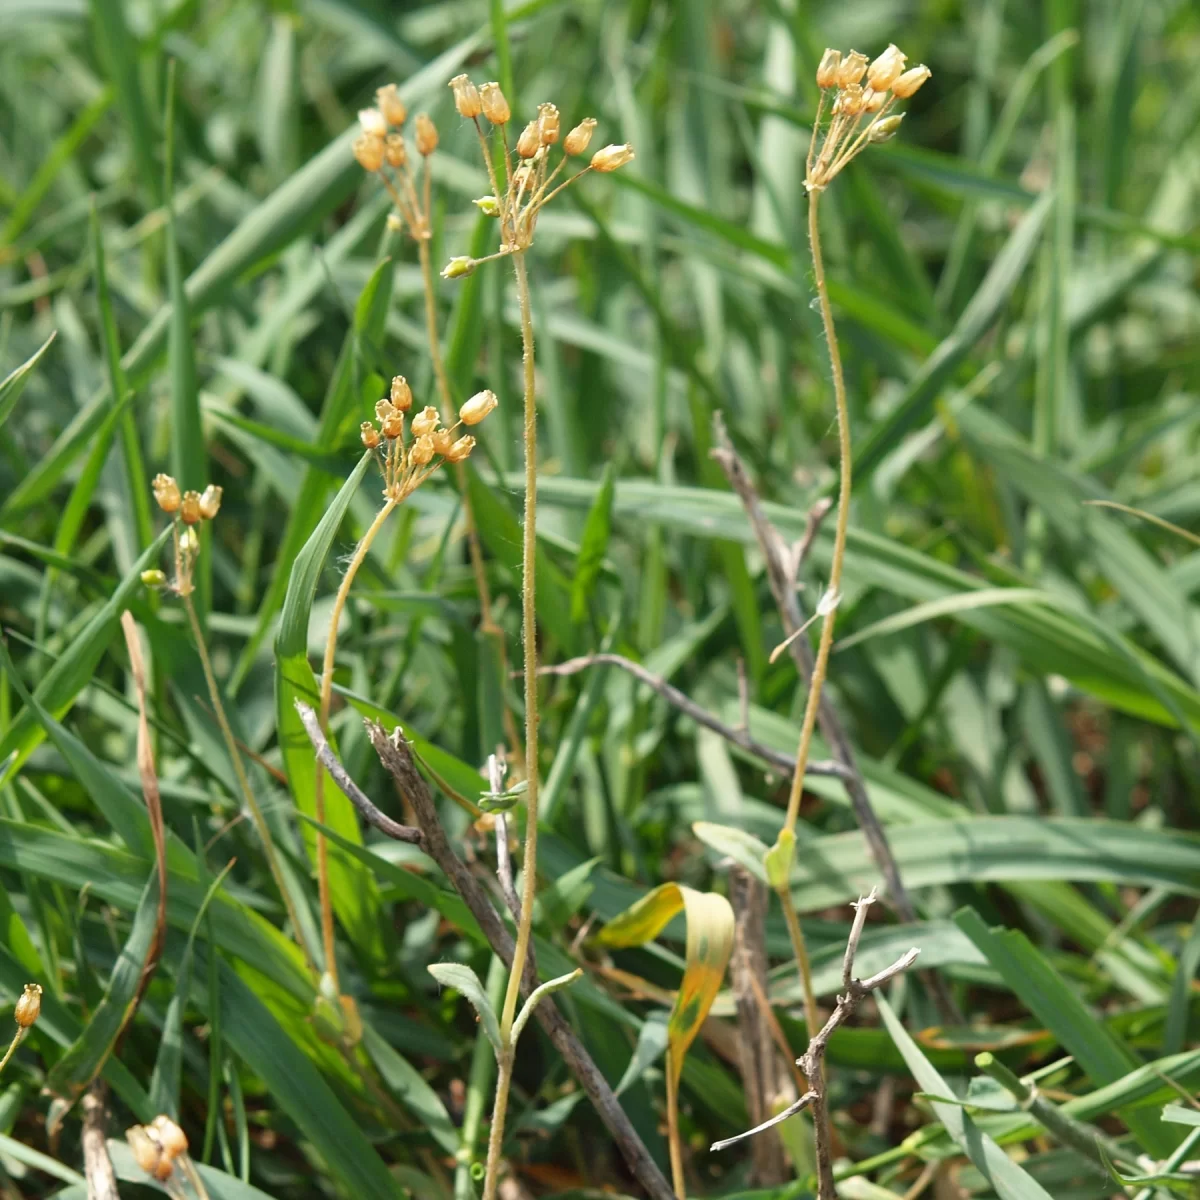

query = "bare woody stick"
[536,653,848,780]
[293,702,675,1200]
[710,416,960,1024]
[712,888,920,1200]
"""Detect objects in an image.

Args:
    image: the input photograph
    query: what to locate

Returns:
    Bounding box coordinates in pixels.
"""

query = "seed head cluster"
[148,473,223,596]
[127,1115,190,1184]
[353,84,439,240]
[438,75,634,275]
[807,44,930,190]
[362,374,498,501]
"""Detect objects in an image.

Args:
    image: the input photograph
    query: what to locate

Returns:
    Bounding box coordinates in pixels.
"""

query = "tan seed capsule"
[375,84,407,127]
[445,435,475,463]
[891,64,931,98]
[151,1115,188,1159]
[198,484,222,521]
[152,473,181,513]
[414,113,438,156]
[179,526,199,556]
[863,88,886,113]
[390,376,413,412]
[479,82,510,125]
[384,134,406,168]
[449,74,482,119]
[358,108,388,138]
[411,406,439,437]
[867,43,907,91]
[816,48,842,89]
[459,388,498,425]
[353,134,385,173]
[410,434,435,465]
[838,84,865,116]
[360,421,381,449]
[516,120,540,159]
[537,102,560,146]
[836,50,869,88]
[376,398,395,421]
[153,1157,175,1183]
[14,983,41,1028]
[431,428,454,456]
[563,117,597,156]
[127,1127,161,1176]
[381,412,404,439]
[180,491,202,526]
[590,143,635,172]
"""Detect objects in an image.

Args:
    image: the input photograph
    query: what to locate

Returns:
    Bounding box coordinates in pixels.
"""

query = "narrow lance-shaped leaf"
[45,876,160,1108]
[0,331,55,431]
[428,962,502,1055]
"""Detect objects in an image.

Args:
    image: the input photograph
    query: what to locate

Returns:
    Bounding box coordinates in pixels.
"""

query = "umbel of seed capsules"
[806,44,930,190]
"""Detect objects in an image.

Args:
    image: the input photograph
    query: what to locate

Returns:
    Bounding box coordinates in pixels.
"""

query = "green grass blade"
[0,331,56,431]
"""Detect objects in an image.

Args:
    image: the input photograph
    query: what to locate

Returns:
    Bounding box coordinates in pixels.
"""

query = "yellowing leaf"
[598,882,734,1199]
[598,883,734,1083]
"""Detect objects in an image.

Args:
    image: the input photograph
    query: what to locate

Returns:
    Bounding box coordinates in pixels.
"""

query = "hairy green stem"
[482,247,540,1200]
[315,497,398,991]
[499,249,540,1040]
[0,1027,26,1078]
[481,1051,515,1200]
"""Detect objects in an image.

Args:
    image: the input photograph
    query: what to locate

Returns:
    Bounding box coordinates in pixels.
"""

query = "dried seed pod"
[838,84,865,116]
[411,406,440,437]
[375,84,407,127]
[390,376,413,412]
[358,108,388,138]
[151,1115,188,1159]
[381,411,404,439]
[516,120,540,159]
[863,87,886,113]
[479,82,510,125]
[891,64,931,98]
[384,134,407,168]
[180,491,203,526]
[449,74,482,119]
[459,388,498,425]
[563,117,597,156]
[867,43,907,91]
[835,50,869,88]
[13,983,41,1028]
[360,421,381,449]
[414,113,438,155]
[445,435,475,463]
[410,434,435,465]
[816,48,842,89]
[198,484,222,521]
[431,428,454,456]
[589,143,635,172]
[353,134,385,172]
[537,102,560,146]
[152,473,181,513]
[126,1126,162,1176]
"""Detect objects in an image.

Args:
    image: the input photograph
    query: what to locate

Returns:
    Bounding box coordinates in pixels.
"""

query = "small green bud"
[141,569,167,588]
[472,195,500,217]
[868,114,905,144]
[441,256,477,280]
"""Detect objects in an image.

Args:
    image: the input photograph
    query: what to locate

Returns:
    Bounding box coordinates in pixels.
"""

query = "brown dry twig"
[710,416,960,1024]
[293,703,675,1200]
[82,1083,120,1200]
[535,654,848,780]
[712,888,920,1200]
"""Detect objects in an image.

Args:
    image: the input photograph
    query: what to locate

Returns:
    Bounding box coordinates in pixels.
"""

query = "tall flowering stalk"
[439,74,633,1200]
[763,44,930,1085]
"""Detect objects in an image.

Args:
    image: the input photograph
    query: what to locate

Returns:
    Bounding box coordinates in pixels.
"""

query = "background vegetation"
[1,0,1199,1197]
